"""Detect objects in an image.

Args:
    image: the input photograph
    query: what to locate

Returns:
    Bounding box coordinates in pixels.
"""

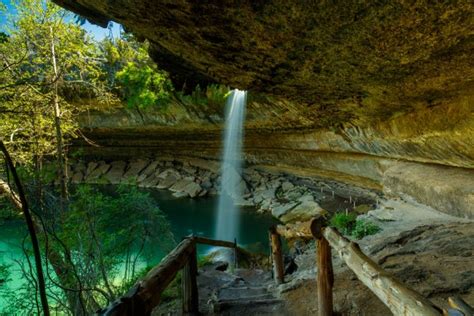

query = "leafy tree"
[99,35,173,109]
[0,0,115,166]
[116,61,172,108]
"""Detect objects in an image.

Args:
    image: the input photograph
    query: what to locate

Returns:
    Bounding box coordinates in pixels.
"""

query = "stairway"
[200,265,288,315]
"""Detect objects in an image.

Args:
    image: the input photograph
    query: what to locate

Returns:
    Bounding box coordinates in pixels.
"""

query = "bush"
[329,212,357,235]
[329,212,380,239]
[351,220,381,239]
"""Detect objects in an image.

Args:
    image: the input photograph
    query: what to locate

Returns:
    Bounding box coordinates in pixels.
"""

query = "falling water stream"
[214,89,247,243]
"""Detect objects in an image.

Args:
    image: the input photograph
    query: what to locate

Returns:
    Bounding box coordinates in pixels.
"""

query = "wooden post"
[310,217,333,316]
[323,227,441,316]
[233,238,238,269]
[270,226,284,284]
[317,237,334,316]
[182,243,199,315]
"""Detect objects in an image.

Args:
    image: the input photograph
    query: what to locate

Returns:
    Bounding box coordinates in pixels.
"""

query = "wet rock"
[235,197,255,207]
[172,191,188,198]
[169,178,202,198]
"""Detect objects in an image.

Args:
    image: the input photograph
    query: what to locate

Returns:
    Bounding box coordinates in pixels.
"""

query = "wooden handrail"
[322,226,441,316]
[193,236,237,249]
[99,236,239,316]
[273,217,445,316]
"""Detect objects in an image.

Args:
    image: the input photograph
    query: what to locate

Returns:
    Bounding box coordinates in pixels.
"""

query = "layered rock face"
[76,99,474,218]
[54,1,473,218]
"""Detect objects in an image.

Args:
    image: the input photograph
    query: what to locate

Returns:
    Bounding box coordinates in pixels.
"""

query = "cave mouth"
[0,1,473,315]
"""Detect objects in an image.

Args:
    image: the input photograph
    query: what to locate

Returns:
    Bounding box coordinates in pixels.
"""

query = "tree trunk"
[0,141,50,316]
[49,26,68,205]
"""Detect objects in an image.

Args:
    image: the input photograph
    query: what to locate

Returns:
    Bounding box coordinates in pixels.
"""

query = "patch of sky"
[0,0,122,41]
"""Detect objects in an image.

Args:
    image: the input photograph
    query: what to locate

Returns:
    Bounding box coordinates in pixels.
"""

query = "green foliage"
[161,272,181,302]
[0,0,115,165]
[329,212,380,239]
[116,62,172,109]
[0,197,18,221]
[351,220,381,239]
[329,212,357,235]
[197,254,213,267]
[49,184,175,312]
[177,84,230,108]
[99,34,173,109]
[0,264,10,286]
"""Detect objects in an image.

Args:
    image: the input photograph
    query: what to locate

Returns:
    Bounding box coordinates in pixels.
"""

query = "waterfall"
[215,89,247,243]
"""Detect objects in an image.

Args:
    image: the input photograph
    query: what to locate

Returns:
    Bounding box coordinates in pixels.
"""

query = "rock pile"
[69,158,370,223]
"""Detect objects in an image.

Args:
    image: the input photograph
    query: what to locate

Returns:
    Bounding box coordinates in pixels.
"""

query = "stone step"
[212,298,286,315]
[218,286,274,301]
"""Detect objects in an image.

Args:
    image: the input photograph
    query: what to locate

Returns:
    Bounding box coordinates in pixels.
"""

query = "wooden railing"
[270,216,474,316]
[99,236,238,316]
[100,217,472,316]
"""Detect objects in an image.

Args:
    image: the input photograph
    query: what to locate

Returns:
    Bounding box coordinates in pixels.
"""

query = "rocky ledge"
[69,158,378,223]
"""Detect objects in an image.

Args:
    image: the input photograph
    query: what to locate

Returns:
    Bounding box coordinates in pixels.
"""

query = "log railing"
[99,236,238,316]
[270,216,472,316]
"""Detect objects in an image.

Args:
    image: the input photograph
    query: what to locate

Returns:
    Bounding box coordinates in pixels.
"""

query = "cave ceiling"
[53,0,473,127]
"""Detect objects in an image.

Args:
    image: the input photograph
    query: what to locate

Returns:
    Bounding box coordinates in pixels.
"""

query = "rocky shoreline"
[68,158,378,223]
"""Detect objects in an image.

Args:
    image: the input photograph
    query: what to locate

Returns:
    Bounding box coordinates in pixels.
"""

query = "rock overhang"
[52,0,474,129]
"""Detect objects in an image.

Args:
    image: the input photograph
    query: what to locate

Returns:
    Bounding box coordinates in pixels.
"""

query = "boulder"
[182,165,197,175]
[283,187,306,201]
[86,162,110,182]
[103,161,127,184]
[253,188,276,203]
[169,178,203,198]
[71,171,84,184]
[280,201,327,223]
[297,193,314,203]
[281,181,294,192]
[234,197,255,207]
[157,168,181,180]
[183,181,202,198]
[172,191,189,198]
[140,160,161,178]
[187,158,221,173]
[271,202,299,218]
[156,174,180,189]
[140,174,160,188]
[85,161,99,176]
[201,178,213,189]
[123,159,149,179]
[266,179,282,189]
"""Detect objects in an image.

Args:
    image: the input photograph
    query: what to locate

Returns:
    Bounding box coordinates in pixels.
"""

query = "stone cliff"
[53,1,473,218]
